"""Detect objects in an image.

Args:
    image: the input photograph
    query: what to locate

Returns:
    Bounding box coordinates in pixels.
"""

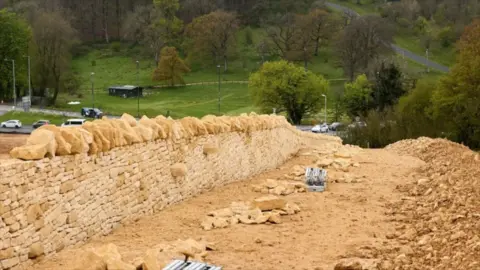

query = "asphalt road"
[0,126,33,134]
[325,2,450,73]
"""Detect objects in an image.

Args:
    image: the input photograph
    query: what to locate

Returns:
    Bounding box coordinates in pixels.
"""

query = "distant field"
[55,84,256,118]
[0,111,68,126]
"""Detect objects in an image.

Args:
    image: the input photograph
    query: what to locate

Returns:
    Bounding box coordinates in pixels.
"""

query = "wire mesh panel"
[305,167,327,192]
[163,259,222,270]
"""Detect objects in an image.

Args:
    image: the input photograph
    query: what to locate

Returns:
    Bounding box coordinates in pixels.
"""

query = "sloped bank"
[0,113,340,270]
[383,137,480,269]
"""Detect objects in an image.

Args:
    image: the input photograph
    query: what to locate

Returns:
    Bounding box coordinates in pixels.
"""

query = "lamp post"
[90,72,95,109]
[426,49,430,73]
[136,60,140,118]
[22,55,32,107]
[4,59,16,109]
[217,64,221,114]
[321,94,327,124]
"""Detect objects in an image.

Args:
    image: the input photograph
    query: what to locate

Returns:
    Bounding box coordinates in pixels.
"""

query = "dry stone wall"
[0,113,340,270]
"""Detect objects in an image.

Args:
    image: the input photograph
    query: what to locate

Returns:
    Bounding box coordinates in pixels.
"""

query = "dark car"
[32,120,50,129]
[81,107,103,119]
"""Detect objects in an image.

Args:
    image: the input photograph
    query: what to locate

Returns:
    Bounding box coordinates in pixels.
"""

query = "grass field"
[61,29,346,119]
[55,84,255,118]
[0,111,68,126]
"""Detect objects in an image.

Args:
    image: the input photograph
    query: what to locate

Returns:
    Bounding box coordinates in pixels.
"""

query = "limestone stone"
[170,163,187,177]
[121,113,137,127]
[264,179,278,189]
[252,196,286,211]
[201,217,214,231]
[73,251,107,270]
[0,247,14,260]
[38,125,72,155]
[334,258,379,270]
[28,243,44,259]
[212,217,229,228]
[106,258,136,270]
[60,180,74,194]
[67,212,78,224]
[1,256,19,269]
[268,212,282,224]
[207,208,234,218]
[203,144,219,155]
[10,144,49,160]
[26,204,43,224]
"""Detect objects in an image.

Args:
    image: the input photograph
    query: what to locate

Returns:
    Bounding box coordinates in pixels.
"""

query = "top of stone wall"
[8,112,340,161]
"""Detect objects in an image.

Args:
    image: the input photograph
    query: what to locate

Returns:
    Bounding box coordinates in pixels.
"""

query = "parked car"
[329,122,343,131]
[311,123,329,133]
[1,120,22,128]
[81,107,103,119]
[32,120,50,129]
[61,119,86,127]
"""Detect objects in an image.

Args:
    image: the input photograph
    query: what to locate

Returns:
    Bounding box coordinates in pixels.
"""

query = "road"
[325,2,450,73]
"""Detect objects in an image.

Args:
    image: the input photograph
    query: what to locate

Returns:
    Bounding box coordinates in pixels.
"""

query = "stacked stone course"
[0,113,340,269]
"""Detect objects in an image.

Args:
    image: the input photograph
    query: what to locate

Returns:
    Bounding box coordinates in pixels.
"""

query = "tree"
[185,10,239,71]
[0,10,31,102]
[32,10,77,105]
[179,0,217,23]
[152,46,190,86]
[123,6,164,64]
[342,74,373,118]
[371,62,405,111]
[305,8,338,56]
[336,15,394,81]
[249,60,329,124]
[154,0,183,47]
[265,13,302,61]
[396,78,438,138]
[432,19,480,148]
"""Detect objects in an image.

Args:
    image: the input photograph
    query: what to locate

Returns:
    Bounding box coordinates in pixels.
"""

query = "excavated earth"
[2,135,477,270]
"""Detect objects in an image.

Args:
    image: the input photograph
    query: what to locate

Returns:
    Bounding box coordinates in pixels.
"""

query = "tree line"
[339,19,480,150]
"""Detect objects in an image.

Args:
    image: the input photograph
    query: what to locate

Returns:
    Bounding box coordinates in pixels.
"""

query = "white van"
[61,119,86,127]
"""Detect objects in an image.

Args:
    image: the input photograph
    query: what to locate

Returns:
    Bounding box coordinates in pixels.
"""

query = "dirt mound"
[383,138,480,269]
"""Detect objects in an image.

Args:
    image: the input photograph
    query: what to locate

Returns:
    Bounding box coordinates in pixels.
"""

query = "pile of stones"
[201,196,300,230]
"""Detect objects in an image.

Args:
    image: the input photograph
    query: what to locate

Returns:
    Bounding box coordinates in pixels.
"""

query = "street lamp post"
[426,49,430,73]
[90,72,95,109]
[4,59,16,109]
[136,60,140,118]
[24,56,31,104]
[321,94,327,124]
[217,65,221,114]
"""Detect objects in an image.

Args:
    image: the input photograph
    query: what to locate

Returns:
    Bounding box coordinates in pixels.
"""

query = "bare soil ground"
[29,147,424,270]
[0,133,28,159]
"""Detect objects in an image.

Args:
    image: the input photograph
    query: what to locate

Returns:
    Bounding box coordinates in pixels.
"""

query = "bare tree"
[336,15,394,81]
[265,13,302,60]
[123,5,164,64]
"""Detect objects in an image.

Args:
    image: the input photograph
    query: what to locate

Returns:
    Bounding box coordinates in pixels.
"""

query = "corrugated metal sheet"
[163,259,222,270]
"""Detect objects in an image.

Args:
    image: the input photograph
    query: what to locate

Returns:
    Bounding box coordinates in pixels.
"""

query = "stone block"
[252,196,286,211]
[170,163,187,177]
[59,180,74,194]
[28,243,44,259]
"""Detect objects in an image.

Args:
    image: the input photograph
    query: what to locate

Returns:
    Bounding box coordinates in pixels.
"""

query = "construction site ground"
[25,145,425,270]
[0,133,28,159]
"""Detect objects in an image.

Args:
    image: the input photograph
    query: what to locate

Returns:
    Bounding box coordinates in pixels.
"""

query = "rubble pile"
[251,179,306,195]
[382,138,480,269]
[201,196,300,230]
[73,239,216,270]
